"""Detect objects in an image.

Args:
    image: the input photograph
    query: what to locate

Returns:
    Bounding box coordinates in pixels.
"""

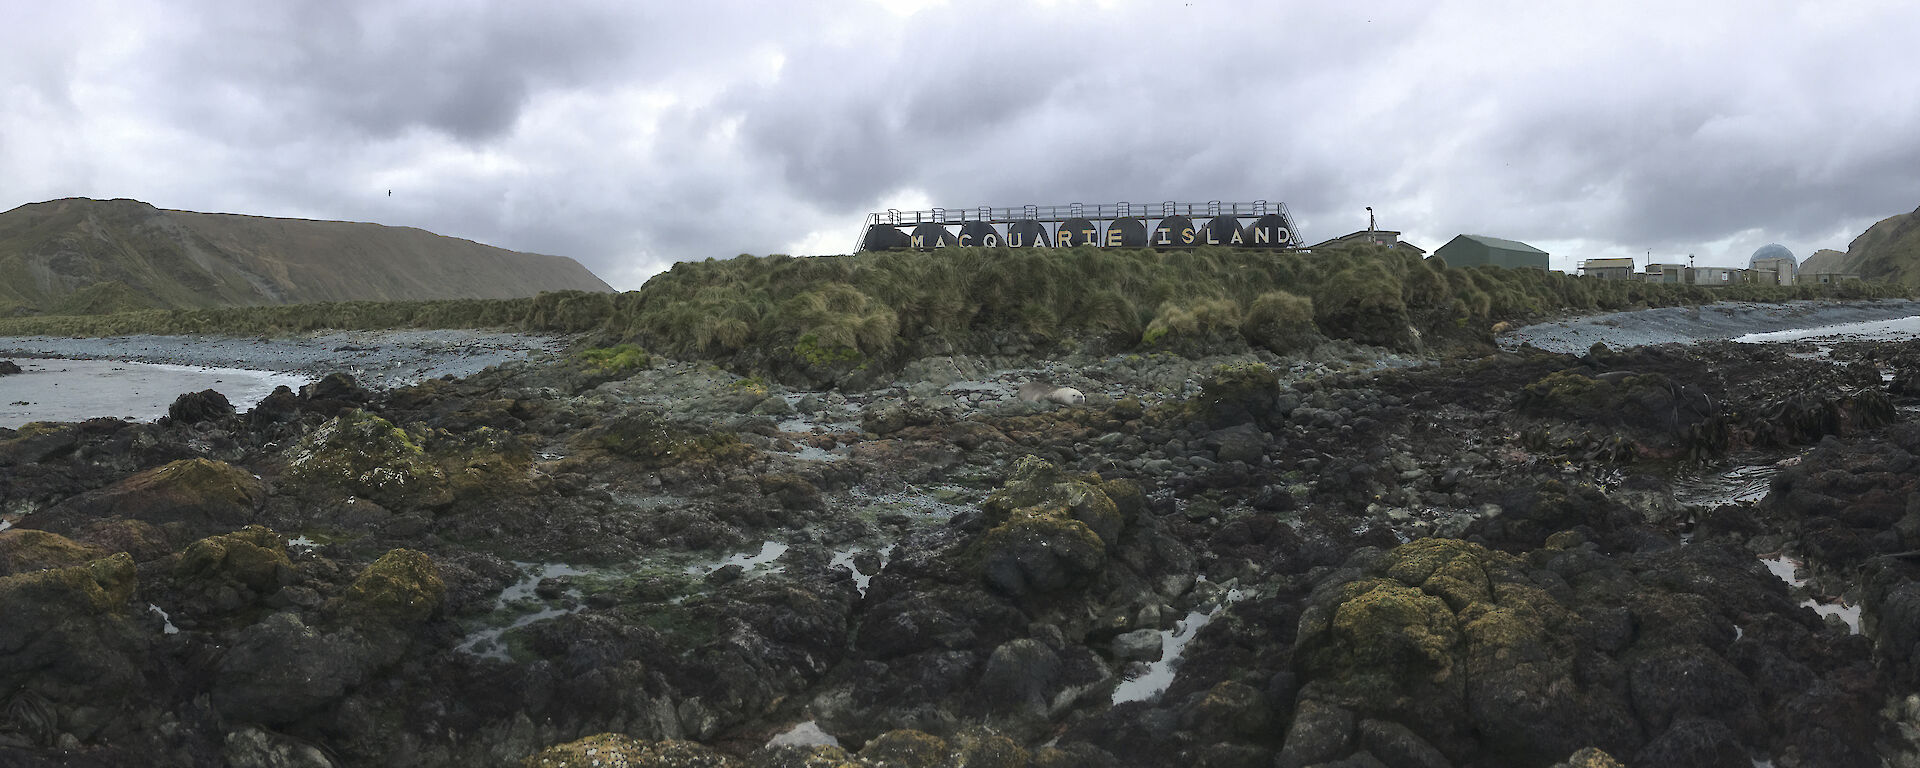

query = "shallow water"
[1735,315,1920,343]
[829,544,895,597]
[1673,461,1782,508]
[1759,554,1860,634]
[1111,588,1243,705]
[456,562,591,660]
[689,540,788,576]
[0,358,310,430]
[148,604,180,635]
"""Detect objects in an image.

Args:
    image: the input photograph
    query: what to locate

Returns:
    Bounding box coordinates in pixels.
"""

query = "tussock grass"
[0,245,1907,385]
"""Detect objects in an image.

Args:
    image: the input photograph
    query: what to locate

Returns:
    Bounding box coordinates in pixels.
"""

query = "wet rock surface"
[5,319,1920,767]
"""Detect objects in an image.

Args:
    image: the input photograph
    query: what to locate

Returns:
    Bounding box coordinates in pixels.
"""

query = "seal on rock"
[1017,382,1085,406]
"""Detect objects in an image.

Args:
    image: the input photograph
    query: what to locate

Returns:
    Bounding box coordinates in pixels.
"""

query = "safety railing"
[865,201,1288,227]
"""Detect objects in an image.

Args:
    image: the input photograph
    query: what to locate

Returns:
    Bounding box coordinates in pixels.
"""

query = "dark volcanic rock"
[166,389,234,424]
[213,611,377,724]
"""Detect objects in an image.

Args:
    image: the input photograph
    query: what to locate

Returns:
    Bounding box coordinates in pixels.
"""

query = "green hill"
[1835,204,1920,285]
[0,198,611,315]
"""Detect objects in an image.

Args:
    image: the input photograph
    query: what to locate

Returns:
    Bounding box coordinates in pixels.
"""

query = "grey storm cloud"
[5,1,1920,287]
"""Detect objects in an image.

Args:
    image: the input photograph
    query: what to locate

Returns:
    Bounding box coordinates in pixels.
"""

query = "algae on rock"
[977,456,1138,597]
[173,525,295,594]
[1296,538,1639,764]
[342,548,446,625]
[0,529,103,576]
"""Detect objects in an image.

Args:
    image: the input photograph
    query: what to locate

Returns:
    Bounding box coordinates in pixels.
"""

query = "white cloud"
[4,0,1920,291]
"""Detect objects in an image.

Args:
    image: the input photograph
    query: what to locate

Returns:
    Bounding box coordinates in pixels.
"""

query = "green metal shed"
[1433,234,1548,269]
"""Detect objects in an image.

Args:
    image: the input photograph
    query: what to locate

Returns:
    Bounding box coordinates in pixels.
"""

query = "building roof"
[1308,229,1400,249]
[1448,234,1548,254]
[1583,258,1634,267]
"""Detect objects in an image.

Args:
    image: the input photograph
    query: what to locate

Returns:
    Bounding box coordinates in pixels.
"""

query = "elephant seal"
[1017,382,1085,406]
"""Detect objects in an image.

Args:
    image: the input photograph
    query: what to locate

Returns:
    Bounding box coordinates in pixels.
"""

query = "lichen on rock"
[285,410,449,508]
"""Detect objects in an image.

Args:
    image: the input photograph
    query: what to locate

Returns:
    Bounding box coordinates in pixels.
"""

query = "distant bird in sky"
[388,189,392,197]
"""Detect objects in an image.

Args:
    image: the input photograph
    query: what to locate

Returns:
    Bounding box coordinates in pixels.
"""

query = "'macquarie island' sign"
[859,201,1303,252]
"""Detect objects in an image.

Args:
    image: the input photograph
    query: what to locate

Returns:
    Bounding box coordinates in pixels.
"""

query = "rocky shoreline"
[7,304,1920,766]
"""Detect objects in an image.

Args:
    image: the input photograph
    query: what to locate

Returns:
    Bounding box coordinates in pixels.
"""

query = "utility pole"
[1366,206,1375,232]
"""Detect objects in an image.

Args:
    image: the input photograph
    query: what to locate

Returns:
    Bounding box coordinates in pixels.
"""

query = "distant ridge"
[0,198,612,315]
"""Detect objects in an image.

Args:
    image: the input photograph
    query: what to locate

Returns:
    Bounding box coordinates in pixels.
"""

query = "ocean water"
[1734,314,1920,343]
[0,358,311,430]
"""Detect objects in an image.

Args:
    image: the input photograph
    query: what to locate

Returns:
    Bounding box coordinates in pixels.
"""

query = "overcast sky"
[6,0,1920,289]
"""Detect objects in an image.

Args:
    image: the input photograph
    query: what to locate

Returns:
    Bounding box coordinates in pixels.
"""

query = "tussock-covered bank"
[1,245,1903,385]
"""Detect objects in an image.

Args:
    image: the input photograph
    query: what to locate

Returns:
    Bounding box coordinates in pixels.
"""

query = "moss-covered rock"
[1296,539,1639,764]
[25,458,265,538]
[0,529,102,576]
[751,744,861,768]
[522,733,740,768]
[978,456,1129,597]
[285,410,449,508]
[0,551,136,620]
[436,425,536,501]
[1181,362,1283,429]
[0,553,143,702]
[1514,367,1725,461]
[944,725,1031,767]
[341,548,445,625]
[855,729,948,768]
[1552,747,1627,768]
[173,525,294,594]
[580,411,755,471]
[68,518,173,562]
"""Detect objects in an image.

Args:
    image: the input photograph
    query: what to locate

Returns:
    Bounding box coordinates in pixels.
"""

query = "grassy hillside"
[1838,204,1920,285]
[0,245,1902,385]
[0,198,612,315]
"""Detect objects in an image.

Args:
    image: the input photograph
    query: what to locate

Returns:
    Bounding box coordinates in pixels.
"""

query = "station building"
[1433,235,1549,269]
